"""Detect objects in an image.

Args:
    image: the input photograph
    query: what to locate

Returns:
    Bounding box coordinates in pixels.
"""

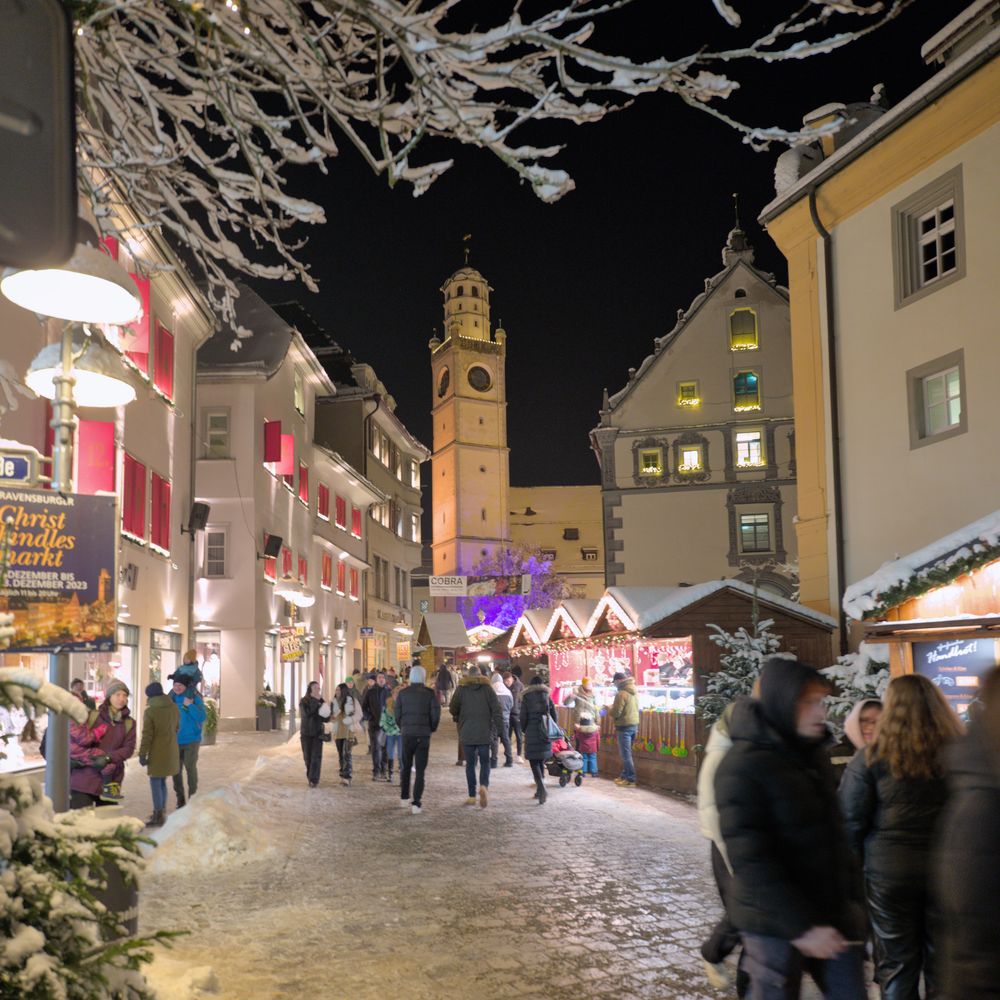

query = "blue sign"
[913,637,998,720]
[0,453,33,484]
[360,626,374,637]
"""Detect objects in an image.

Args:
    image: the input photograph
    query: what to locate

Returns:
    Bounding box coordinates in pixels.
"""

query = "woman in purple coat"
[69,680,137,808]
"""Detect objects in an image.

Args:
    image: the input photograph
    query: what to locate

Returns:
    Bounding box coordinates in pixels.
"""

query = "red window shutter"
[76,419,115,494]
[349,568,358,599]
[322,553,332,589]
[263,421,282,463]
[298,556,307,584]
[125,275,151,374]
[318,484,329,518]
[335,495,346,528]
[337,559,346,594]
[151,473,170,551]
[154,321,174,399]
[123,454,146,538]
[263,532,276,580]
[282,547,292,577]
[278,434,295,477]
[298,464,309,505]
[351,505,362,538]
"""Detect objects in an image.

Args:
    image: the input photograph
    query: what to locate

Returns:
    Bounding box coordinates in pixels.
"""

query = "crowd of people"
[61,648,208,827]
[698,658,1000,1000]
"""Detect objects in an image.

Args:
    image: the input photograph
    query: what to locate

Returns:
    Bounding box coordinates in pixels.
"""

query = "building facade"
[760,5,1000,640]
[313,362,428,673]
[509,485,605,599]
[590,224,797,596]
[196,286,381,728]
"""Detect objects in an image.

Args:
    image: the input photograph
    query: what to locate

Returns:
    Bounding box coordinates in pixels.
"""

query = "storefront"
[149,628,182,687]
[77,623,140,707]
[845,509,1000,721]
[511,582,835,793]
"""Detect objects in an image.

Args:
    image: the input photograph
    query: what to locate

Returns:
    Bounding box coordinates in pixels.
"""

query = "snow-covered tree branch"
[69,0,909,330]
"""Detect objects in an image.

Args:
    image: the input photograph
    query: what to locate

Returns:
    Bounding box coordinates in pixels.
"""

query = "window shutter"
[151,473,171,551]
[263,420,282,463]
[298,464,309,504]
[349,567,358,599]
[100,235,119,260]
[154,321,174,399]
[335,495,346,528]
[318,484,329,518]
[125,275,151,373]
[337,559,346,594]
[263,532,276,580]
[282,547,292,577]
[75,419,115,494]
[351,505,362,538]
[277,434,295,477]
[123,454,146,538]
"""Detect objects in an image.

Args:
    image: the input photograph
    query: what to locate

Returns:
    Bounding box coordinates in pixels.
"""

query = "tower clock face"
[437,367,450,398]
[467,365,492,392]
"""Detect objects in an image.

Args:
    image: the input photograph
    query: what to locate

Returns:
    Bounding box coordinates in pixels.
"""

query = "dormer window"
[729,307,759,350]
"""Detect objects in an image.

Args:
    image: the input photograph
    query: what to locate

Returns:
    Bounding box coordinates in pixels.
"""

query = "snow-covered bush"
[821,650,890,740]
[697,619,785,727]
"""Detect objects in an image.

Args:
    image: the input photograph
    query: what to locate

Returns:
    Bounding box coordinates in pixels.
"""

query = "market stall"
[511,581,835,793]
[415,613,474,673]
[845,509,1000,721]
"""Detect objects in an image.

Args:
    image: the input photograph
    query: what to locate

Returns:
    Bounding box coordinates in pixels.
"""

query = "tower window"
[479,465,487,473]
[481,508,487,520]
[457,285,464,296]
[563,528,580,541]
[471,286,479,298]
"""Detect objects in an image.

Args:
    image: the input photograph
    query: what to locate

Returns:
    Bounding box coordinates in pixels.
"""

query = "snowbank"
[145,955,220,999]
[146,782,277,873]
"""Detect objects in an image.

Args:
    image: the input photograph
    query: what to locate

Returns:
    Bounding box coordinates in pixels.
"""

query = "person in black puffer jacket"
[394,665,441,814]
[520,676,557,805]
[299,681,327,788]
[840,673,962,1000]
[450,665,502,808]
[715,658,866,999]
[933,665,1000,1000]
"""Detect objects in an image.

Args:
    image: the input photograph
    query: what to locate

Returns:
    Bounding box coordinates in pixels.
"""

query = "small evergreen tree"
[696,618,784,727]
[821,652,890,740]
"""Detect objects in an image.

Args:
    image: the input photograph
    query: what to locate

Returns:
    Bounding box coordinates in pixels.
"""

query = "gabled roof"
[508,608,556,649]
[540,600,599,643]
[197,282,295,376]
[605,255,788,412]
[844,508,1000,622]
[416,613,470,649]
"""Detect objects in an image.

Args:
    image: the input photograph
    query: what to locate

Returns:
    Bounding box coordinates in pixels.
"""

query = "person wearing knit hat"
[67,678,136,808]
[573,712,600,777]
[393,664,441,814]
[139,681,180,827]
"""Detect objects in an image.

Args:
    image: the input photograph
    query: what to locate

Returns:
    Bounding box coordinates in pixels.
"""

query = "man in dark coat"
[715,658,866,1000]
[361,671,391,780]
[434,663,455,706]
[449,665,502,808]
[394,665,441,814]
[504,670,524,761]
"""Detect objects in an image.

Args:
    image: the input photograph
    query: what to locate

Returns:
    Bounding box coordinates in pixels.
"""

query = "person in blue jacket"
[169,659,207,807]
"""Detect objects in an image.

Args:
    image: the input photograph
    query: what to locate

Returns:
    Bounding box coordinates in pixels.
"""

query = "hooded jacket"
[521,681,558,761]
[449,675,503,746]
[394,682,441,737]
[697,703,735,871]
[69,704,137,797]
[170,689,207,745]
[490,675,514,728]
[610,678,639,728]
[564,684,600,728]
[934,725,1000,998]
[715,659,864,942]
[843,698,882,751]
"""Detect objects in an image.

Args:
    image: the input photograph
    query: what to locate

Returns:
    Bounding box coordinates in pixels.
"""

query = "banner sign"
[913,637,998,719]
[0,488,117,653]
[429,574,531,597]
[280,624,305,662]
[396,640,411,662]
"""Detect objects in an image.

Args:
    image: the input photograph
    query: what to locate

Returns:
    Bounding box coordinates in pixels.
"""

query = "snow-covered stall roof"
[508,608,556,649]
[416,613,471,649]
[843,508,1000,622]
[540,600,599,642]
[591,581,836,633]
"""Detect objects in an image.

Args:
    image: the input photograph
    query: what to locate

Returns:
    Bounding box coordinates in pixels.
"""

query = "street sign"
[360,626,374,637]
[0,441,40,487]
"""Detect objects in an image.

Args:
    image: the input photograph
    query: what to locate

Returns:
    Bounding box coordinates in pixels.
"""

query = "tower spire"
[722,191,754,266]
[732,191,741,230]
[462,232,472,266]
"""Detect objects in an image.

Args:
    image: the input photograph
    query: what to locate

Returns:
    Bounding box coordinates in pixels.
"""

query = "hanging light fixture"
[275,575,316,608]
[1,219,142,325]
[25,328,136,407]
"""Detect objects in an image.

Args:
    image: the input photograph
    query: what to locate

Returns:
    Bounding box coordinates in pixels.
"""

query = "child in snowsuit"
[380,696,402,783]
[574,712,600,776]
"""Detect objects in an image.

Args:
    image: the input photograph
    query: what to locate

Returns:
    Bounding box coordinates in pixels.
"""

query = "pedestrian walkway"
[124,723,733,999]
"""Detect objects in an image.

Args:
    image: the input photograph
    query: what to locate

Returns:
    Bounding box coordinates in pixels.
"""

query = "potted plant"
[256,696,274,731]
[271,692,286,730]
[202,697,218,745]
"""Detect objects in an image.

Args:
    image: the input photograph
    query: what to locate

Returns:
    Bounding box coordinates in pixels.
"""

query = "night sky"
[249,1,969,490]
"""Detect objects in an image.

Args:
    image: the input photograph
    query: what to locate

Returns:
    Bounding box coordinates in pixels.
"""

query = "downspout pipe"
[808,189,848,656]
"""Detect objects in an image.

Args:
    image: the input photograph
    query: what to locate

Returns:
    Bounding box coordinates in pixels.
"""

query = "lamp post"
[2,219,140,811]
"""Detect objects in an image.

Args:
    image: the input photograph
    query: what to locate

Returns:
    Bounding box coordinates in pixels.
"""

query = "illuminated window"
[677,381,700,407]
[205,410,229,458]
[679,446,703,472]
[321,553,333,591]
[729,308,758,350]
[204,527,227,578]
[739,513,772,553]
[317,483,330,520]
[735,430,764,468]
[638,448,663,477]
[733,371,760,411]
[293,369,305,416]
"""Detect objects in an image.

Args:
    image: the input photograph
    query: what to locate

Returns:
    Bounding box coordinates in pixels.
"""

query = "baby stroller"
[545,732,584,788]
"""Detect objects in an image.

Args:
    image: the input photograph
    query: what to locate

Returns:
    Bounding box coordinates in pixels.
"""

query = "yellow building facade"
[760,9,1000,642]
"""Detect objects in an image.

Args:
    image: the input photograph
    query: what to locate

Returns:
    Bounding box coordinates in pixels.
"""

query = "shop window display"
[150,628,181,686]
[196,633,222,703]
[0,653,47,773]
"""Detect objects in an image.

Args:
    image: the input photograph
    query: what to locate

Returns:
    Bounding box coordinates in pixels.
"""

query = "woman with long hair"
[933,665,1000,999]
[299,680,327,788]
[330,682,357,786]
[520,675,557,805]
[840,673,963,999]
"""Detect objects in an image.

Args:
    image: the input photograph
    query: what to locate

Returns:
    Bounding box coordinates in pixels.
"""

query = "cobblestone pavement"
[121,724,739,999]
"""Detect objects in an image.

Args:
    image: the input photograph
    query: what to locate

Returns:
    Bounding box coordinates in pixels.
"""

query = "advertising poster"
[0,488,117,653]
[280,624,305,662]
[913,637,998,719]
[430,574,531,596]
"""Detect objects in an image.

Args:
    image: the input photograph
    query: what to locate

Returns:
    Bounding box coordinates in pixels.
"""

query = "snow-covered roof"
[592,581,836,632]
[508,608,557,649]
[198,282,295,376]
[540,600,599,642]
[416,613,471,649]
[844,508,1000,621]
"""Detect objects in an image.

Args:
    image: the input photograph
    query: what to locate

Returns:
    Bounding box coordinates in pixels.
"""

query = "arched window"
[471,286,479,298]
[734,288,747,298]
[733,371,761,410]
[457,284,464,296]
[729,307,758,350]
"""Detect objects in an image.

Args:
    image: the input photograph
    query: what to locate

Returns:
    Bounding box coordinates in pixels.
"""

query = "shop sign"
[359,625,374,637]
[428,575,466,596]
[396,640,411,662]
[913,637,998,718]
[280,624,305,662]
[429,574,531,596]
[0,488,117,653]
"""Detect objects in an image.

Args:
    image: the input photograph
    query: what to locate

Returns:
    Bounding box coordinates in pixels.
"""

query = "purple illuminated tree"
[464,544,571,630]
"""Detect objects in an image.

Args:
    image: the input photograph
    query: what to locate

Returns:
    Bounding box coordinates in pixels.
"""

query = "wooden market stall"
[844,509,1000,721]
[415,613,473,672]
[510,581,836,794]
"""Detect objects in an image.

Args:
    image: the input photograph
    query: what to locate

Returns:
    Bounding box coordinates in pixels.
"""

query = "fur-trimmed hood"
[574,720,600,734]
[460,674,492,687]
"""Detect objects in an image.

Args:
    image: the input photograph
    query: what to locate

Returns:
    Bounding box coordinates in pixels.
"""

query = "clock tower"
[429,263,510,591]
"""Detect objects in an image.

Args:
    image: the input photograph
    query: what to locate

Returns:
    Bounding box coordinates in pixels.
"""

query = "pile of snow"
[146,783,277,874]
[144,955,219,999]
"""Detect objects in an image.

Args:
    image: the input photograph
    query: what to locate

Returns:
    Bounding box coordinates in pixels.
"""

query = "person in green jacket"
[138,682,180,827]
[610,672,640,787]
[381,694,402,783]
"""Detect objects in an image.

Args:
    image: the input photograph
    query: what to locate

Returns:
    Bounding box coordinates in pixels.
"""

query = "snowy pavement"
[115,724,833,1000]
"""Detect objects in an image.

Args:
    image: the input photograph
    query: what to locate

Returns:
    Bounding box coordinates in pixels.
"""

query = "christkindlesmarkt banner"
[0,488,117,653]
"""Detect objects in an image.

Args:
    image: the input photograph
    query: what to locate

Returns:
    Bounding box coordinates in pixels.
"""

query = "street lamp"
[275,576,316,608]
[1,220,140,813]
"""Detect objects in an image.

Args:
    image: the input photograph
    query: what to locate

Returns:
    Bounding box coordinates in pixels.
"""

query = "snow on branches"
[70,0,909,329]
[0,668,89,725]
